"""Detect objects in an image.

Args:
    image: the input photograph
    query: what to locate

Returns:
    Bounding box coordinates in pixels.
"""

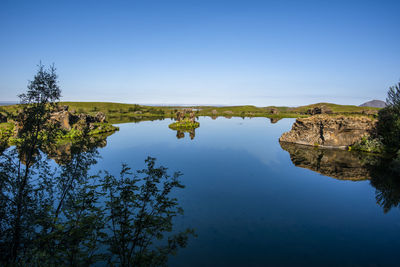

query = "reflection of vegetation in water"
[369,163,400,213]
[0,64,193,265]
[42,130,113,164]
[281,141,400,213]
[0,138,194,265]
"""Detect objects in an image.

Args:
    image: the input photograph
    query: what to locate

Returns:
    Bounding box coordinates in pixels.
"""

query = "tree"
[377,81,400,152]
[4,63,61,262]
[0,63,193,265]
[102,157,194,266]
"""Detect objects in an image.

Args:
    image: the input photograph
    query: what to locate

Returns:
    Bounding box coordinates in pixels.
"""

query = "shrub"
[350,136,385,154]
[377,81,400,153]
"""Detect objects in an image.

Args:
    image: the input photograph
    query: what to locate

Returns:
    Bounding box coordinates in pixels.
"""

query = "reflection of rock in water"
[269,118,281,124]
[175,129,196,140]
[189,129,195,139]
[281,141,400,213]
[280,141,377,180]
[42,133,112,164]
[176,130,185,139]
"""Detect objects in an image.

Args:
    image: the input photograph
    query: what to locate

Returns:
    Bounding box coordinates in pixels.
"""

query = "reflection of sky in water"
[91,117,400,266]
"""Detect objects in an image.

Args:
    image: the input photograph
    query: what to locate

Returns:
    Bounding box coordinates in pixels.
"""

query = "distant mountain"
[359,100,386,108]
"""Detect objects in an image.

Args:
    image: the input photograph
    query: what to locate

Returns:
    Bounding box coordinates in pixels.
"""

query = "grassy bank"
[0,101,380,125]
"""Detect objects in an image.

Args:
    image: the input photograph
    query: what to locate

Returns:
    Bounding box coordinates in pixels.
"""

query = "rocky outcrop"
[15,105,109,135]
[49,105,107,131]
[50,106,71,130]
[0,113,7,123]
[280,142,375,180]
[279,115,376,148]
[306,105,332,115]
[270,108,279,115]
[362,109,378,116]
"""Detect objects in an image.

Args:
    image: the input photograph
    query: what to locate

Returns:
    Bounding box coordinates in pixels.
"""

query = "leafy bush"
[350,136,385,153]
[377,82,400,153]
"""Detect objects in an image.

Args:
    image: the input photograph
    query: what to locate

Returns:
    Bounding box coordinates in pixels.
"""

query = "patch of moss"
[169,119,200,130]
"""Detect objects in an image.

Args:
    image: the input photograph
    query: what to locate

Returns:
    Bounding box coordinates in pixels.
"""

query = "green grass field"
[0,101,380,124]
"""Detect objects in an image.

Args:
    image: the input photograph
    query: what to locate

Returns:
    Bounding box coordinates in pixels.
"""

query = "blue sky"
[0,0,399,106]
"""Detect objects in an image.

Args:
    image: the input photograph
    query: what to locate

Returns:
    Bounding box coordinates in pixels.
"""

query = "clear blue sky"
[0,0,399,106]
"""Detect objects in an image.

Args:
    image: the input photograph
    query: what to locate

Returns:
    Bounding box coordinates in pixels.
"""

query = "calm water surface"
[94,117,400,266]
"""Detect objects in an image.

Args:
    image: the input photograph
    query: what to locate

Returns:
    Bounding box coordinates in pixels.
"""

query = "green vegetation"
[55,123,119,141]
[0,101,379,125]
[0,64,193,265]
[349,136,385,154]
[169,118,200,130]
[350,81,400,173]
[0,119,118,150]
[376,81,400,153]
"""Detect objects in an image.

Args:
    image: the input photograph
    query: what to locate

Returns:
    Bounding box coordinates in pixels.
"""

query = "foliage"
[0,63,193,265]
[0,145,193,265]
[102,158,194,266]
[0,100,379,125]
[369,157,400,213]
[169,119,200,131]
[376,81,400,153]
[350,136,385,154]
[0,123,14,145]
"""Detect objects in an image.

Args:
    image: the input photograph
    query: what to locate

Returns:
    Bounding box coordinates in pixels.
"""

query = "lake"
[88,117,400,266]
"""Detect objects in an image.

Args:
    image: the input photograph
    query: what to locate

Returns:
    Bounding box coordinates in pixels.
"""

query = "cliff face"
[279,115,376,148]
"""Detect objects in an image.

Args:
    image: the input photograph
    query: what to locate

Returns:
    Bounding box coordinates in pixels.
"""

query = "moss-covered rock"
[169,119,199,130]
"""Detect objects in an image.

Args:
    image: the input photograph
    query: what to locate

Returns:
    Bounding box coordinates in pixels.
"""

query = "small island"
[169,109,200,131]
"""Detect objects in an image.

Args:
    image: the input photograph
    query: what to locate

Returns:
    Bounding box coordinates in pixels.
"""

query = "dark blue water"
[95,117,400,266]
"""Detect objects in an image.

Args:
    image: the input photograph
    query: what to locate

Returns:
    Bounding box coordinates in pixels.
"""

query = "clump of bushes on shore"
[351,81,400,172]
[376,82,400,154]
[350,82,400,156]
[350,136,385,154]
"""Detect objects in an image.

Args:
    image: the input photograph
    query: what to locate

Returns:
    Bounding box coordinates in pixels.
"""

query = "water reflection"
[0,133,193,265]
[269,118,281,124]
[281,141,400,213]
[174,129,196,140]
[280,142,373,180]
[42,132,113,164]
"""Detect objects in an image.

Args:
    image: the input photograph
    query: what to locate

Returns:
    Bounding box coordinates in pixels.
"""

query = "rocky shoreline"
[279,115,376,149]
[0,105,119,149]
